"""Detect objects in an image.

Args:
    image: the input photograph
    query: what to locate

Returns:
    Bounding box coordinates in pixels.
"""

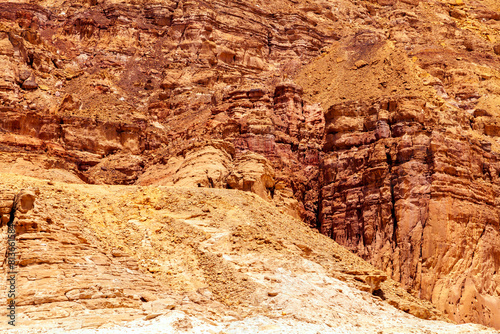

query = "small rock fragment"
[111,249,127,257]
[140,292,158,302]
[464,40,474,51]
[159,92,170,100]
[15,190,36,213]
[144,313,162,320]
[18,69,32,83]
[145,79,154,90]
[22,75,38,90]
[355,60,368,68]
[493,44,500,55]
[450,8,466,19]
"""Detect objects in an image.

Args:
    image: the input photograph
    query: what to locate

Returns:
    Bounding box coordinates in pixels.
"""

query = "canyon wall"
[1,0,500,328]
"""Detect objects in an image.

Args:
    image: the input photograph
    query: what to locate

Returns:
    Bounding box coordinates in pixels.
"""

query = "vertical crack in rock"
[6,198,16,267]
[1,190,16,267]
[390,177,397,249]
[8,196,16,228]
[387,151,398,249]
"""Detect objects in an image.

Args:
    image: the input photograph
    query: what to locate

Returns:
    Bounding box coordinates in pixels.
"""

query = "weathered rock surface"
[1,173,498,334]
[1,0,500,330]
[294,2,500,328]
[0,182,175,329]
[0,0,327,225]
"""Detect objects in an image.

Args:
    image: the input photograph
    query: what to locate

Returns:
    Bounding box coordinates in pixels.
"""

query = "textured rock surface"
[294,2,500,328]
[1,173,498,334]
[0,0,329,229]
[0,183,175,329]
[1,0,500,329]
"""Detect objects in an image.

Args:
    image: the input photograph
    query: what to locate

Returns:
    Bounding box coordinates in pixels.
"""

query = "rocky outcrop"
[0,173,463,333]
[0,186,176,329]
[210,83,324,224]
[137,140,300,216]
[2,0,500,329]
[0,0,328,222]
[0,189,15,227]
[318,95,500,328]
[299,33,500,327]
[292,1,500,328]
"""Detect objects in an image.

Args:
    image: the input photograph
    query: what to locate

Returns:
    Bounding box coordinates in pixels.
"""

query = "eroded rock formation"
[1,0,500,329]
[294,5,500,326]
[0,174,480,333]
[0,186,176,328]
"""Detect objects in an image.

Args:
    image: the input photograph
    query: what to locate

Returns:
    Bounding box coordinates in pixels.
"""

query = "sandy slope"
[0,173,498,333]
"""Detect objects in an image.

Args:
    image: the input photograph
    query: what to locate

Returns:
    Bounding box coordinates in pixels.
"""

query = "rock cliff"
[295,2,500,327]
[1,0,500,329]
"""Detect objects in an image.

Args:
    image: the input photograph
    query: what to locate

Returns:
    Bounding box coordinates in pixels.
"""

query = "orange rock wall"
[2,0,500,328]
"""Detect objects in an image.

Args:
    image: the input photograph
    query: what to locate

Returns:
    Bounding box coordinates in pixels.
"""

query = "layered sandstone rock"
[2,173,494,334]
[295,3,500,327]
[0,185,176,329]
[1,0,500,329]
[0,0,328,224]
[316,96,500,328]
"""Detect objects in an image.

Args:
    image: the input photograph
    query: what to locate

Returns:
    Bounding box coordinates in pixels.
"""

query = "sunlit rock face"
[1,0,500,328]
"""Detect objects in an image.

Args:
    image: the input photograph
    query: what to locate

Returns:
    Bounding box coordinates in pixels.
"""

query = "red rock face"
[294,1,500,327]
[2,0,500,329]
[319,95,500,328]
[211,82,324,223]
[0,1,331,222]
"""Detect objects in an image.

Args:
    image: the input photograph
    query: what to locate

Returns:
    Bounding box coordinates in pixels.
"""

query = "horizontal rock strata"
[1,0,500,329]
